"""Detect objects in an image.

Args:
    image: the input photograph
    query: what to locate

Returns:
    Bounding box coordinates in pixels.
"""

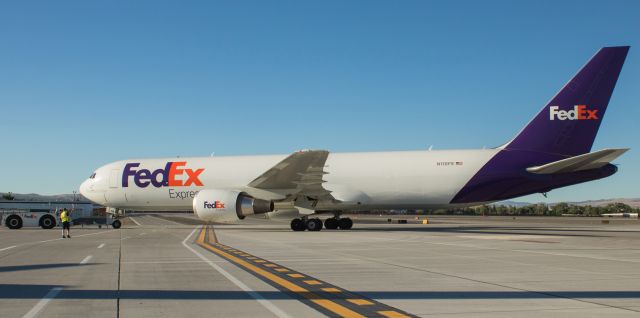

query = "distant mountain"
[494,200,535,207]
[0,192,89,202]
[568,198,640,208]
[497,198,640,208]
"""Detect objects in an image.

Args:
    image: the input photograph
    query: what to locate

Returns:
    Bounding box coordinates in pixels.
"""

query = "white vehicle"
[1,208,57,229]
[0,202,94,230]
[80,47,630,231]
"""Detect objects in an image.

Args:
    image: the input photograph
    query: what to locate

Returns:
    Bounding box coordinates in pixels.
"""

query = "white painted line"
[37,230,112,244]
[182,227,291,318]
[80,255,93,264]
[97,243,105,249]
[0,245,16,252]
[21,287,63,318]
[129,217,142,226]
[121,237,130,240]
[139,232,147,236]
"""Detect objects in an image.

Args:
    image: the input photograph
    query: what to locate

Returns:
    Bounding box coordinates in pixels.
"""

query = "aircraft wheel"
[306,218,323,231]
[6,215,23,229]
[112,219,122,229]
[338,217,353,230]
[290,218,305,231]
[324,218,339,230]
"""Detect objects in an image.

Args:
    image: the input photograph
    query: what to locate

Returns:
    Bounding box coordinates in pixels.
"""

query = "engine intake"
[193,189,274,223]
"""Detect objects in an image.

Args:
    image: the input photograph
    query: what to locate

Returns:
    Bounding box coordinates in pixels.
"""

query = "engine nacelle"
[193,189,274,223]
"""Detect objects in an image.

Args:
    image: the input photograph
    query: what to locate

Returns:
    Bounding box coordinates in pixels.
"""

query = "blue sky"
[1,0,638,203]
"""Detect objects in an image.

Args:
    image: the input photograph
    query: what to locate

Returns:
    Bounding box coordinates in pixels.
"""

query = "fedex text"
[549,105,598,121]
[122,162,204,188]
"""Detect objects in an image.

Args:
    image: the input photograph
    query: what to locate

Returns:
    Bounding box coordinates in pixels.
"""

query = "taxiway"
[1,214,639,317]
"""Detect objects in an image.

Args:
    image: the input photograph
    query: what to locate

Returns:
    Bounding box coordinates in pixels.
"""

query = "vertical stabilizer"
[505,46,629,157]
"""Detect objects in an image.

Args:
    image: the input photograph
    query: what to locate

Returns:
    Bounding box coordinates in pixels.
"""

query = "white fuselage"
[80,149,500,211]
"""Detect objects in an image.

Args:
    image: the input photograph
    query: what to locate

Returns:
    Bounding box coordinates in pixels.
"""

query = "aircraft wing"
[245,150,333,202]
[526,148,629,174]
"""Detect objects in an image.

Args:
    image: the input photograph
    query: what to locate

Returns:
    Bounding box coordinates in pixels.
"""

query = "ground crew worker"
[60,208,71,238]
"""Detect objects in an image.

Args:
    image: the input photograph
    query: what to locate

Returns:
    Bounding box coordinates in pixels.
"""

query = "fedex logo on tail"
[122,162,204,188]
[549,105,599,121]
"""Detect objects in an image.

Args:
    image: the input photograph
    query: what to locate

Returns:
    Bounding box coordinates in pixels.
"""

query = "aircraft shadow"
[0,284,638,300]
[350,226,609,237]
[226,226,609,237]
[0,263,97,273]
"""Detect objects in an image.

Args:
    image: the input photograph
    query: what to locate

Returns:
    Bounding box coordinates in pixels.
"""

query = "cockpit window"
[89,172,96,179]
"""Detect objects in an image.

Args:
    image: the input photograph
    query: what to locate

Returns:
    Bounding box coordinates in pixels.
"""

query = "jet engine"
[193,189,274,223]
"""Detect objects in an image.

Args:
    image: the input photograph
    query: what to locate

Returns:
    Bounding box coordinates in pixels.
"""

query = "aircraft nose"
[79,179,90,198]
[79,178,103,204]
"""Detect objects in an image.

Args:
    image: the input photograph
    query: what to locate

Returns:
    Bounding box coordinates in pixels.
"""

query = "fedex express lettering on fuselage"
[549,105,599,121]
[122,162,205,188]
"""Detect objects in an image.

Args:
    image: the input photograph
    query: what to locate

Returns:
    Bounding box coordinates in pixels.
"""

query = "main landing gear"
[290,217,353,231]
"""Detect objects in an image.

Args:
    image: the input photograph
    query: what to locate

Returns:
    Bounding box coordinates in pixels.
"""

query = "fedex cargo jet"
[80,46,630,231]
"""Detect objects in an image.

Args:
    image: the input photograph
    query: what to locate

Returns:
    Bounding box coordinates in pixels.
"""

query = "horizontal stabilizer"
[526,148,628,174]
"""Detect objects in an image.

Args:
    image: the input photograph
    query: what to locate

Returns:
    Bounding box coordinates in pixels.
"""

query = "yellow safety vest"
[61,211,70,222]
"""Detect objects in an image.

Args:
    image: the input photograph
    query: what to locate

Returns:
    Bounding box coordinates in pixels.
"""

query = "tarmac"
[1,214,639,317]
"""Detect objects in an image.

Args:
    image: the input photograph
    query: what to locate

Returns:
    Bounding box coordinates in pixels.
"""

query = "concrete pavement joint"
[117,226,122,318]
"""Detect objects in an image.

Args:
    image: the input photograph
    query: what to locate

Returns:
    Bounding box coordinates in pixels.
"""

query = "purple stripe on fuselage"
[450,149,617,203]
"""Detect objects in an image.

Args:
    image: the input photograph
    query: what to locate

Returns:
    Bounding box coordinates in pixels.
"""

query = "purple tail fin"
[505,46,629,157]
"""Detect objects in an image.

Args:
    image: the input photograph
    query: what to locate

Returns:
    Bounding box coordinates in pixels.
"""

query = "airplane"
[80,46,630,231]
